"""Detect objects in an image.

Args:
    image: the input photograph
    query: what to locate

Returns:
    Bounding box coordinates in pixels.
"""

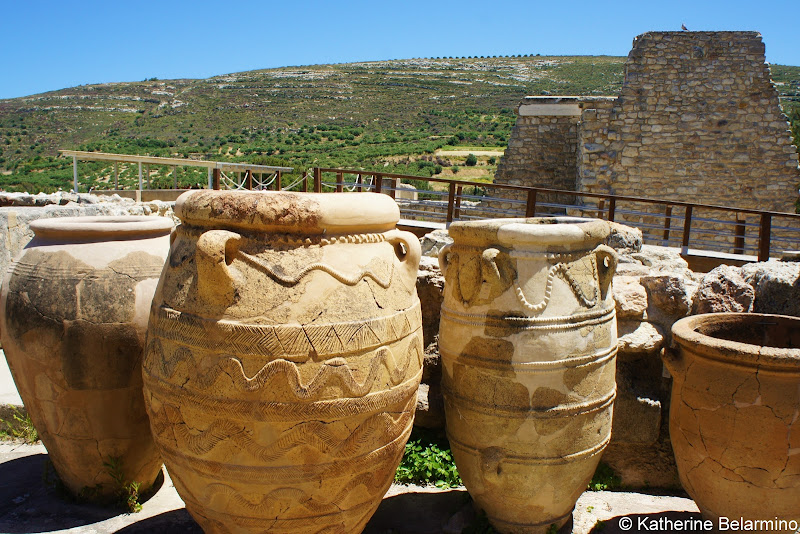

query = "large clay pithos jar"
[438,217,618,534]
[143,191,423,533]
[666,313,800,526]
[0,216,172,499]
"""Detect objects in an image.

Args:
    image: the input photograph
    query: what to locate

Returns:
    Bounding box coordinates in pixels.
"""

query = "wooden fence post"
[313,168,322,192]
[758,214,771,261]
[212,168,220,190]
[446,182,457,223]
[663,205,673,245]
[525,190,537,218]
[682,205,693,250]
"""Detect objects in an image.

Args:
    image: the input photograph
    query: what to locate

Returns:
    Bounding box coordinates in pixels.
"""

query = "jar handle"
[386,230,422,291]
[438,243,453,274]
[196,229,242,307]
[593,244,618,300]
[661,345,685,379]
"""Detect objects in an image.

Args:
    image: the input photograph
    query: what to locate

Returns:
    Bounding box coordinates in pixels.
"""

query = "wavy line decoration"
[202,468,390,516]
[515,258,599,314]
[155,400,413,460]
[237,251,394,288]
[151,334,421,399]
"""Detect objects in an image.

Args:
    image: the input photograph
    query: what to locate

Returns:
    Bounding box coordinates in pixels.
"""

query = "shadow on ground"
[116,508,202,533]
[364,488,470,533]
[0,452,165,533]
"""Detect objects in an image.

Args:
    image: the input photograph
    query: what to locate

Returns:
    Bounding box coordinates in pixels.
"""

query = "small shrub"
[395,429,461,489]
[465,153,478,166]
[451,165,459,174]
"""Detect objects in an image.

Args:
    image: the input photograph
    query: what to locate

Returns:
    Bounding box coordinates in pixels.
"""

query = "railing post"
[146,164,151,189]
[313,168,322,192]
[607,198,616,222]
[114,161,119,190]
[356,174,363,192]
[682,205,693,250]
[663,205,673,245]
[526,190,537,218]
[734,216,746,255]
[597,199,605,219]
[212,168,220,190]
[245,170,253,190]
[138,162,143,191]
[454,186,463,220]
[336,172,343,193]
[73,156,78,193]
[374,173,383,194]
[446,182,457,223]
[758,214,772,261]
[275,170,282,191]
[388,178,396,200]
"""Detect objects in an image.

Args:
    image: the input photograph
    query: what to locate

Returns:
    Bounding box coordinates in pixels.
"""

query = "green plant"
[103,456,144,513]
[465,153,478,166]
[0,406,39,443]
[450,165,459,174]
[587,461,621,491]
[394,429,461,488]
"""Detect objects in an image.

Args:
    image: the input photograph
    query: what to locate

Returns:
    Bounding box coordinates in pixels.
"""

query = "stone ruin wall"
[494,31,800,253]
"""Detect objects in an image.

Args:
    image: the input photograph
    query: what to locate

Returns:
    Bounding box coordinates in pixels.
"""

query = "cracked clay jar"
[438,217,618,534]
[142,190,422,533]
[667,313,800,526]
[0,215,172,500]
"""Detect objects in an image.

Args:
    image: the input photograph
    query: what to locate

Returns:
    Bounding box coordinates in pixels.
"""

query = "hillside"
[0,56,798,192]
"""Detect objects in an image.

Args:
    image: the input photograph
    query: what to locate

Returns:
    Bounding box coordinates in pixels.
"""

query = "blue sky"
[1,0,796,100]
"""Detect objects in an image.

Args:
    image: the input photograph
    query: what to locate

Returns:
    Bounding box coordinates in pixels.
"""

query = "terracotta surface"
[667,313,800,526]
[143,190,423,533]
[0,216,172,500]
[438,217,618,533]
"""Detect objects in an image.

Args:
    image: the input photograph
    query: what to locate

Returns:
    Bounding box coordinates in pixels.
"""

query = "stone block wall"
[577,31,799,212]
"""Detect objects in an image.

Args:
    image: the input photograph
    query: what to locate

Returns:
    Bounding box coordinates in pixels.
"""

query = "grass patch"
[587,461,622,491]
[0,405,39,443]
[395,428,461,489]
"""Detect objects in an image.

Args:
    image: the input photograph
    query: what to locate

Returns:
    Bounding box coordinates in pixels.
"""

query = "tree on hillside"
[465,153,478,166]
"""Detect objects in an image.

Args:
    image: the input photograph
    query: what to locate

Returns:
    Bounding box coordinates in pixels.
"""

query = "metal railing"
[307,167,800,261]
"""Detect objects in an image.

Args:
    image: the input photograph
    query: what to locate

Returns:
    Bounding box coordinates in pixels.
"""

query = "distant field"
[0,56,796,193]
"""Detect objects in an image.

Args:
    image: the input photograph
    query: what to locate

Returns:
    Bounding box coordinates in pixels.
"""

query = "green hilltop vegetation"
[0,55,798,193]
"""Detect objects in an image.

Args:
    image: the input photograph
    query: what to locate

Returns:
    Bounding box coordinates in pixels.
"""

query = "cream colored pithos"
[0,216,172,500]
[142,191,423,534]
[438,217,618,534]
[667,313,800,528]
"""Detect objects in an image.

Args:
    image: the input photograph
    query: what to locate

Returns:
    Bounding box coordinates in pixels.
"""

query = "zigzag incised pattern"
[148,301,421,359]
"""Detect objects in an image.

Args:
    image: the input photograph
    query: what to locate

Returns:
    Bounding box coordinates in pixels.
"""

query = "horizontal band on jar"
[448,432,611,466]
[149,300,421,359]
[442,387,616,418]
[8,259,164,280]
[143,369,422,422]
[440,304,615,330]
[157,422,410,483]
[439,344,617,372]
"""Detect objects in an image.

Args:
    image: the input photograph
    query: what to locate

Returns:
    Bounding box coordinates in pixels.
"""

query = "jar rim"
[175,190,399,234]
[30,216,173,239]
[449,217,611,248]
